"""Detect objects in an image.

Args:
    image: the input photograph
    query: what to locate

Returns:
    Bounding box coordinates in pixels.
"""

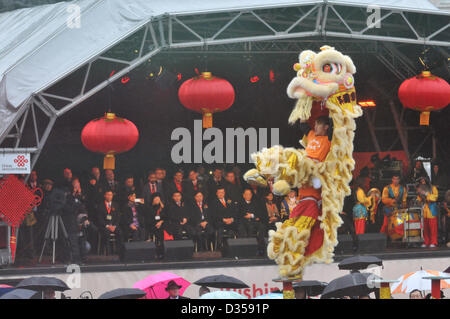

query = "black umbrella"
[338,255,383,271]
[293,280,328,296]
[16,276,70,292]
[0,289,39,299]
[321,272,381,299]
[98,288,146,299]
[194,275,249,289]
[444,266,450,274]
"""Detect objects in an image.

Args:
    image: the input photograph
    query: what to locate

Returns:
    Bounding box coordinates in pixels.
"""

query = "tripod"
[38,214,71,264]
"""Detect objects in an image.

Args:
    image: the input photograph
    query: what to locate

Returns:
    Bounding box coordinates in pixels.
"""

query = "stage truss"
[0,1,449,172]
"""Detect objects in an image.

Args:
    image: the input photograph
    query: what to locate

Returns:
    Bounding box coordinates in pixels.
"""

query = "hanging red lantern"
[398,71,450,125]
[178,72,235,128]
[81,113,139,169]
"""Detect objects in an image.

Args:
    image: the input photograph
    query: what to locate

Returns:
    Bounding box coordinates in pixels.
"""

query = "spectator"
[265,192,281,231]
[196,166,209,184]
[90,166,101,184]
[166,280,189,299]
[97,190,122,255]
[280,189,299,220]
[142,171,164,206]
[294,286,307,299]
[207,167,225,203]
[211,187,239,249]
[166,191,195,240]
[190,191,215,251]
[409,289,423,299]
[431,163,448,197]
[238,189,267,256]
[119,176,137,206]
[224,171,243,207]
[183,169,207,204]
[60,168,73,192]
[27,170,39,189]
[199,286,210,297]
[408,160,427,183]
[101,169,120,199]
[165,170,184,199]
[146,193,166,259]
[122,191,146,242]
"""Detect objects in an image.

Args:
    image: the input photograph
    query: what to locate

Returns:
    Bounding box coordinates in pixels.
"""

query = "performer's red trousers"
[380,216,389,234]
[423,218,438,246]
[354,219,366,235]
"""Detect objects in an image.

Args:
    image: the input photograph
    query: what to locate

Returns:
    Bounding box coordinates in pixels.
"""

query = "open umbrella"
[16,276,70,292]
[338,256,383,271]
[321,272,380,299]
[133,272,190,299]
[444,266,450,274]
[391,270,450,294]
[253,293,283,299]
[199,291,246,299]
[194,275,249,289]
[0,289,39,299]
[293,280,328,296]
[98,288,146,299]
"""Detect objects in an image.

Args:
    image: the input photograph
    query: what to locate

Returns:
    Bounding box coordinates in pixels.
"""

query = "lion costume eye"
[322,63,342,74]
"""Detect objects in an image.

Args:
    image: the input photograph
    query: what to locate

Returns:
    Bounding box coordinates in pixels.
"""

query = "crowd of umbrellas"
[0,255,449,299]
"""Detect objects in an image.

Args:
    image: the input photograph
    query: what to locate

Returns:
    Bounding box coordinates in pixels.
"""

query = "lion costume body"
[244,46,363,279]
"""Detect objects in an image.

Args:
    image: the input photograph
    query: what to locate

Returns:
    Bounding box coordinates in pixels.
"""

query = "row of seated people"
[93,186,294,259]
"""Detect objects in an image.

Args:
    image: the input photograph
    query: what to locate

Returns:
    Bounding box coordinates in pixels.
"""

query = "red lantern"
[81,113,139,169]
[178,72,235,128]
[398,71,450,125]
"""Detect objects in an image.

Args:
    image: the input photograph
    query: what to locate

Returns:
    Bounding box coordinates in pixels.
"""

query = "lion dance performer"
[244,46,363,285]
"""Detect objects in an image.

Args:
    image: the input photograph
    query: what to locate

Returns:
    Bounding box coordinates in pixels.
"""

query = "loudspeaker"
[225,238,260,258]
[120,241,156,262]
[335,234,354,255]
[164,240,194,261]
[357,233,387,252]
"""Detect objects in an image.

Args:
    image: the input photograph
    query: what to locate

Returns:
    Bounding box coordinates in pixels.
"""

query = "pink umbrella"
[0,285,12,288]
[133,272,191,299]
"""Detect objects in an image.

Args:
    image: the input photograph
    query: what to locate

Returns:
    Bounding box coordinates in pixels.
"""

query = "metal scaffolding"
[0,1,449,170]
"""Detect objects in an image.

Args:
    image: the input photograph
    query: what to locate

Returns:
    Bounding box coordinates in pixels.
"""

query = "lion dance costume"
[244,46,362,280]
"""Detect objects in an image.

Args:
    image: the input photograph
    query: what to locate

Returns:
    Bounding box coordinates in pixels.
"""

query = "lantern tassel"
[203,113,213,128]
[10,227,16,264]
[420,111,430,126]
[104,154,115,170]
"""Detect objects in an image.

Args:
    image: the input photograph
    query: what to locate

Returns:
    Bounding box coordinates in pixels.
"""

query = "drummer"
[417,177,439,248]
[379,174,407,235]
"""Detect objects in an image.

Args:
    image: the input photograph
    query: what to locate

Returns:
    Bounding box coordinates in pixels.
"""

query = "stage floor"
[1,246,450,279]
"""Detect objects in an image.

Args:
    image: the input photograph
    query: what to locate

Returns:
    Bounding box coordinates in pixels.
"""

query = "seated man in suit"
[122,191,146,242]
[97,190,122,255]
[238,188,267,256]
[165,171,185,200]
[211,187,239,249]
[142,171,165,206]
[166,191,195,240]
[190,191,215,251]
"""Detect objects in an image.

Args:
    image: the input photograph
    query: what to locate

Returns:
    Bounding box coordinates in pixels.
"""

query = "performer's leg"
[423,218,431,246]
[429,218,438,246]
[380,216,388,234]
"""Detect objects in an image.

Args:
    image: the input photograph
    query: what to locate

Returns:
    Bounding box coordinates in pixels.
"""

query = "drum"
[402,210,421,237]
[388,211,404,240]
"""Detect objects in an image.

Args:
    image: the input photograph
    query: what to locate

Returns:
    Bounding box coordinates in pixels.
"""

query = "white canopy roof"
[0,0,445,139]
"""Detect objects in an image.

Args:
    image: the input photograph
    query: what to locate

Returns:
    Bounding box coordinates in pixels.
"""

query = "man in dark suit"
[119,176,138,206]
[100,169,120,199]
[165,170,184,200]
[190,191,215,251]
[142,171,164,206]
[206,167,225,204]
[97,190,122,255]
[121,191,146,242]
[166,191,195,240]
[224,171,243,206]
[166,280,189,299]
[238,189,268,256]
[211,187,239,249]
[183,169,208,205]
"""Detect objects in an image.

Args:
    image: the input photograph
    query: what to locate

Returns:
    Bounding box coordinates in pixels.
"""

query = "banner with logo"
[0,153,31,174]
